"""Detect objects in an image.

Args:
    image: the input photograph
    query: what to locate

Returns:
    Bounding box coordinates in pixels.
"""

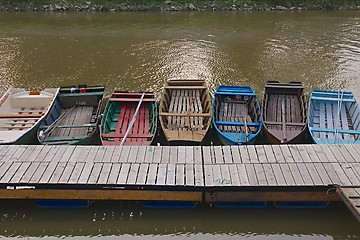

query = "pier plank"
[296,163,313,186]
[254,164,267,186]
[271,164,286,186]
[107,163,121,184]
[245,164,258,186]
[58,162,76,184]
[98,163,112,184]
[319,144,337,163]
[161,146,170,164]
[237,164,250,186]
[264,145,276,163]
[48,162,67,184]
[127,163,140,184]
[177,146,186,164]
[214,146,224,164]
[220,164,231,186]
[136,163,149,185]
[279,163,295,186]
[194,164,203,186]
[1,145,20,162]
[169,146,178,164]
[102,146,115,163]
[263,163,277,186]
[304,145,321,162]
[272,145,285,163]
[202,146,213,164]
[0,162,21,183]
[144,146,154,163]
[194,146,202,164]
[93,146,106,163]
[19,162,40,183]
[228,164,240,186]
[185,146,194,164]
[166,163,176,186]
[344,145,360,163]
[204,165,214,186]
[288,145,303,162]
[8,145,26,162]
[85,146,99,162]
[38,161,58,184]
[280,145,295,162]
[118,163,130,184]
[87,163,105,184]
[77,163,94,184]
[322,163,341,184]
[156,164,167,185]
[25,145,43,162]
[337,145,356,163]
[153,146,162,163]
[247,145,259,163]
[212,165,222,186]
[341,163,360,185]
[296,145,312,162]
[30,162,48,183]
[230,146,241,163]
[68,162,85,184]
[10,162,31,183]
[222,146,233,163]
[288,163,305,186]
[304,163,323,186]
[185,164,195,186]
[176,164,185,186]
[239,146,250,163]
[119,146,131,163]
[331,163,351,186]
[255,145,268,163]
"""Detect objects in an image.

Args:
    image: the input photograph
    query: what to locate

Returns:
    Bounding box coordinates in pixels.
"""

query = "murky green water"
[0,11,360,239]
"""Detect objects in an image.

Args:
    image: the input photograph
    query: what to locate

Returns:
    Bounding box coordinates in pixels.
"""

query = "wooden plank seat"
[113,92,154,96]
[0,113,43,118]
[40,124,96,129]
[309,127,360,135]
[102,133,153,138]
[215,120,260,127]
[109,98,156,102]
[164,86,207,90]
[160,112,211,117]
[263,121,305,126]
[311,97,356,103]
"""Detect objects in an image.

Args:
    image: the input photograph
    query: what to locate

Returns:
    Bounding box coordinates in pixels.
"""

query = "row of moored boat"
[1,80,359,145]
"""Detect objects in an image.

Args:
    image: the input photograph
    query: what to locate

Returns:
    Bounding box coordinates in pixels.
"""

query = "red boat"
[100,91,157,146]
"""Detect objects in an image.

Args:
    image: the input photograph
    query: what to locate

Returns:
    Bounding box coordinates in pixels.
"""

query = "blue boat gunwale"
[212,85,262,145]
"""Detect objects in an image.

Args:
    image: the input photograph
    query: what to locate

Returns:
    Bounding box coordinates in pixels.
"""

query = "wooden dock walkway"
[0,144,360,221]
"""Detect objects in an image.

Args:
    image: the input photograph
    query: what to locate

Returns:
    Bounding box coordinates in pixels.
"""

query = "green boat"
[37,84,105,145]
[100,91,157,146]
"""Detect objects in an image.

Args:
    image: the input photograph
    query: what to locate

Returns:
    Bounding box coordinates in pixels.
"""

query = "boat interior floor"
[167,89,205,131]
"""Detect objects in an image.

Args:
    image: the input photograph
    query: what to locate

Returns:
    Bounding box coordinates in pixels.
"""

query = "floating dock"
[0,144,359,221]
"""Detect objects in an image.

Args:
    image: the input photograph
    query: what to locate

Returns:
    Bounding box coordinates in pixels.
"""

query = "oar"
[120,93,146,146]
[38,106,77,141]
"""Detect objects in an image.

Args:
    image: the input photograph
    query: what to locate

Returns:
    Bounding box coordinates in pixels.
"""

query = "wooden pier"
[0,144,360,221]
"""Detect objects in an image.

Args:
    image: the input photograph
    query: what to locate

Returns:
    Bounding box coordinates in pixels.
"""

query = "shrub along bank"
[0,0,359,11]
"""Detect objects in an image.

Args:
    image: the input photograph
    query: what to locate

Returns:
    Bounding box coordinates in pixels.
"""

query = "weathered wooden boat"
[0,88,58,145]
[37,85,105,145]
[212,85,262,145]
[100,91,157,146]
[262,81,307,144]
[159,79,212,145]
[308,89,360,144]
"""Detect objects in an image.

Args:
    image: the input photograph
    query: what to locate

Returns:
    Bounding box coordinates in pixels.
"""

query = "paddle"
[38,106,77,141]
[120,93,146,146]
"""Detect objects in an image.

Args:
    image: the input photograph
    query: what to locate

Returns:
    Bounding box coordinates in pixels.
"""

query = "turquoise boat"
[212,85,262,145]
[37,85,105,145]
[308,89,360,144]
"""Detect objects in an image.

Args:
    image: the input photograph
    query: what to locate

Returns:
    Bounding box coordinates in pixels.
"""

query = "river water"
[0,11,360,239]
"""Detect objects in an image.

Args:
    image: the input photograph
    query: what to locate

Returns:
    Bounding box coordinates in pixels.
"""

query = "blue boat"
[308,90,360,144]
[212,86,262,145]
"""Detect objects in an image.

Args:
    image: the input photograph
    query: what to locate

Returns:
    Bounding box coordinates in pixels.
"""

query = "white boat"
[0,88,59,144]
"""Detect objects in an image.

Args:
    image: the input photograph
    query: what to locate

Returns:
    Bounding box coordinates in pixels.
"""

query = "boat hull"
[100,91,157,146]
[308,90,360,144]
[262,81,307,144]
[37,85,104,145]
[159,79,212,145]
[212,85,262,145]
[0,88,59,145]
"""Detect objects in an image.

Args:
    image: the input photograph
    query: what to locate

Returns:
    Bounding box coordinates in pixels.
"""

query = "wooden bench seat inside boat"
[165,89,209,131]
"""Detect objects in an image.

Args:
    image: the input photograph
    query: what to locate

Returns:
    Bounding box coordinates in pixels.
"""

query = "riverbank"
[0,0,360,12]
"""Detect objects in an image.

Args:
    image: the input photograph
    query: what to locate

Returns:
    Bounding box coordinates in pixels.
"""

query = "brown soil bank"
[0,0,360,12]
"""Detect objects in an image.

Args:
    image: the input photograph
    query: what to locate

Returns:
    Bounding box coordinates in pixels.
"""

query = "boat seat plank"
[309,127,360,135]
[108,98,155,102]
[164,86,207,90]
[311,96,356,103]
[215,120,260,127]
[263,121,305,126]
[102,133,153,138]
[0,113,43,118]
